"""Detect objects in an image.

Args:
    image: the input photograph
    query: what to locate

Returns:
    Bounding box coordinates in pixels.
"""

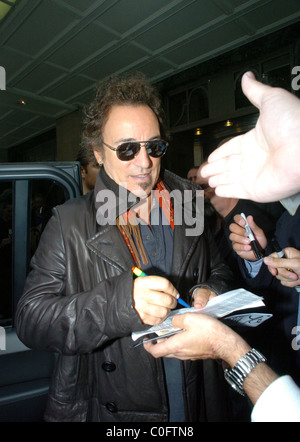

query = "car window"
[0,162,81,422]
[29,180,66,256]
[0,161,82,329]
[0,183,13,326]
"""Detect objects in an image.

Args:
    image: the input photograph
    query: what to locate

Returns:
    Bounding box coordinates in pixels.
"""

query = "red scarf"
[117,178,174,266]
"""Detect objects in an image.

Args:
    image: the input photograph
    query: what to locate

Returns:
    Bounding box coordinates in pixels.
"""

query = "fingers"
[143,314,191,360]
[133,299,173,325]
[203,136,241,167]
[143,337,179,359]
[134,274,178,296]
[229,214,266,260]
[282,247,300,260]
[133,276,179,325]
[241,71,270,110]
[192,287,217,309]
[263,255,300,287]
[144,313,233,362]
[229,216,255,259]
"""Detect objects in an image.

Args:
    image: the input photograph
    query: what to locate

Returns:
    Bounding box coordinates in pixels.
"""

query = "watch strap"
[224,348,266,396]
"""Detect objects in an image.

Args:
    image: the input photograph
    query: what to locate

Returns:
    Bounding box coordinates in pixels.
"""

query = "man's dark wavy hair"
[81,72,170,154]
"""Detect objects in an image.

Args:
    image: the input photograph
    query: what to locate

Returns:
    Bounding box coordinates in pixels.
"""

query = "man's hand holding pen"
[132,268,217,326]
[229,214,267,261]
[133,275,179,326]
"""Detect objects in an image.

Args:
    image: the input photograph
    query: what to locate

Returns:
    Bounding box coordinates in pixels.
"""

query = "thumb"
[246,215,260,233]
[172,314,185,329]
[241,71,272,110]
[193,287,216,309]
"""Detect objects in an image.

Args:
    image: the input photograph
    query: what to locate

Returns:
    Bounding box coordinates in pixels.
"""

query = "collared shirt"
[133,195,185,422]
[139,194,174,276]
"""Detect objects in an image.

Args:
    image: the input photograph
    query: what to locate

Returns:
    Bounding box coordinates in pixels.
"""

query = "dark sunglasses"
[102,139,168,161]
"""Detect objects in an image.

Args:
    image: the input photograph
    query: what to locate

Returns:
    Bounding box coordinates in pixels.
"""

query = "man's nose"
[134,144,152,168]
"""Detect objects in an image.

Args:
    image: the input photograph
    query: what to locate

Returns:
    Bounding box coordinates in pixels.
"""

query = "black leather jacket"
[16,169,233,422]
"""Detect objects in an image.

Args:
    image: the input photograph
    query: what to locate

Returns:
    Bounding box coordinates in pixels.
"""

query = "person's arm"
[243,362,278,405]
[15,209,142,355]
[16,207,181,354]
[200,71,300,203]
[144,313,278,405]
[251,375,300,422]
[144,304,300,421]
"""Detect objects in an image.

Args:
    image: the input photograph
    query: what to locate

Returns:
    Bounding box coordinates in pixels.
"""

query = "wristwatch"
[224,348,266,396]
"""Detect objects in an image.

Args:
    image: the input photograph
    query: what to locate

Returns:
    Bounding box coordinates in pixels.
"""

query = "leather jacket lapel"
[86,225,134,272]
[87,167,137,271]
[89,167,204,276]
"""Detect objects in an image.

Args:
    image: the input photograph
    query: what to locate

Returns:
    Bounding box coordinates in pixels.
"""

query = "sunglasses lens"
[116,140,168,161]
[117,143,140,161]
[147,140,168,158]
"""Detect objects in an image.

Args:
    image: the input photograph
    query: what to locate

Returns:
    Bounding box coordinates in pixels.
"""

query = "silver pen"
[240,213,262,259]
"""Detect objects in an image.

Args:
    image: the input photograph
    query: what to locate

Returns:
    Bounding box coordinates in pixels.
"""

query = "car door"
[0,162,82,422]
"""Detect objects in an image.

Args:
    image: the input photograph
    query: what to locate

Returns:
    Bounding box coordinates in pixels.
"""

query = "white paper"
[223,312,273,328]
[132,288,265,342]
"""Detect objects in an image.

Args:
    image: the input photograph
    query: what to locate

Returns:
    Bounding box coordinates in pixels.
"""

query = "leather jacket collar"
[94,166,141,226]
[94,166,200,225]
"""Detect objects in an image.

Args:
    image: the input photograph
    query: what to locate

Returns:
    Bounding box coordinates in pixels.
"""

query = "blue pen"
[132,267,191,309]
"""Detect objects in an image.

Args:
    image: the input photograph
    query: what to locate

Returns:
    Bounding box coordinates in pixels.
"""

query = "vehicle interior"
[0,0,299,422]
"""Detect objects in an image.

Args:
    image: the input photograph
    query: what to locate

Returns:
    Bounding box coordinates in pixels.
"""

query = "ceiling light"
[195,128,202,135]
[225,120,233,127]
[19,99,26,105]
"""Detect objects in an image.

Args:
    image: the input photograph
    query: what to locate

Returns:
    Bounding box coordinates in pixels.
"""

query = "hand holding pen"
[132,267,183,326]
[229,214,267,261]
[240,213,263,259]
[132,267,190,308]
[132,267,217,313]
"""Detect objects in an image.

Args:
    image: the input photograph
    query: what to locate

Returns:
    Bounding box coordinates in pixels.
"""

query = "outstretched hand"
[201,71,300,202]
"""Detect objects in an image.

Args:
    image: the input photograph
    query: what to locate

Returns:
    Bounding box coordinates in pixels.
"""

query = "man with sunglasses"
[16,73,233,422]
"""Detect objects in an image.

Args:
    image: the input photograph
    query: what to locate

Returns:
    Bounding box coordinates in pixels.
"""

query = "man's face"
[94,105,161,197]
[187,167,198,182]
[82,163,100,192]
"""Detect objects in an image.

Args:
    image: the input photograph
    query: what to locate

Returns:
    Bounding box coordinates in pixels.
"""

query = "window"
[29,180,66,257]
[0,163,81,327]
[0,162,81,422]
[168,83,209,129]
[0,183,13,325]
[188,87,208,122]
[234,67,259,110]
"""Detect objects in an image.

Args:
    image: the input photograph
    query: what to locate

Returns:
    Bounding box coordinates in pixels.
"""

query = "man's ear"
[93,150,102,165]
[80,166,86,179]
